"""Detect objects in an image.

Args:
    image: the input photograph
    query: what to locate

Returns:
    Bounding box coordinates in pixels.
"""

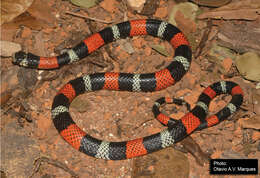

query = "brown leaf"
[151,44,170,57]
[1,12,50,31]
[235,52,260,82]
[139,0,159,16]
[198,8,260,20]
[100,0,119,13]
[217,22,260,55]
[27,0,56,25]
[70,0,97,8]
[178,136,210,166]
[190,0,231,7]
[175,10,197,34]
[0,91,12,106]
[133,147,189,178]
[198,0,260,20]
[0,0,34,25]
[34,31,48,56]
[127,0,146,13]
[238,116,260,130]
[217,0,260,10]
[0,41,21,57]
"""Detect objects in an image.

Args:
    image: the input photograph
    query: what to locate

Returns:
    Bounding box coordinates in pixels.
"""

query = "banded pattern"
[152,81,243,132]
[13,19,191,71]
[13,19,244,160]
[52,77,243,160]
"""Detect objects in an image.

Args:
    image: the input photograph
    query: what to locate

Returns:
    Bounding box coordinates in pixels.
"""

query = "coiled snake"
[13,19,243,160]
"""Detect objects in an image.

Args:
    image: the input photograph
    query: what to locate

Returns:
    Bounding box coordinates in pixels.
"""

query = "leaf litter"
[1,0,260,177]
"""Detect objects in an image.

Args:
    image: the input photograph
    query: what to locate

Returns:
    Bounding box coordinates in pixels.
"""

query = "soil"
[1,0,259,177]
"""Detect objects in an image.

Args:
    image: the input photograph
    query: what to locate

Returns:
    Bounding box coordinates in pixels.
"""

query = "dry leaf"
[0,0,34,25]
[0,91,12,106]
[238,116,260,130]
[151,44,170,57]
[217,22,260,55]
[100,0,118,13]
[0,41,21,57]
[235,52,260,82]
[71,97,90,113]
[198,8,260,20]
[70,0,97,8]
[217,0,260,10]
[127,0,146,12]
[27,0,56,25]
[198,0,260,20]
[190,0,231,7]
[2,12,50,31]
[169,2,199,26]
[118,40,134,54]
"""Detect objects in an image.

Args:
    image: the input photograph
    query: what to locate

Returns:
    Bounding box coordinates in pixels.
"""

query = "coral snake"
[13,19,243,160]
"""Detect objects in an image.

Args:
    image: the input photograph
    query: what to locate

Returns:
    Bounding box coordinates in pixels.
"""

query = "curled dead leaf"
[0,0,34,25]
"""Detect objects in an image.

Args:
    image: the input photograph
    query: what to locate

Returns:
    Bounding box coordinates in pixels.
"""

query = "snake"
[13,19,243,160]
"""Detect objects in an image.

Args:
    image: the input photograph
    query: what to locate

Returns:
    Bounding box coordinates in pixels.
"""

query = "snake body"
[13,19,243,160]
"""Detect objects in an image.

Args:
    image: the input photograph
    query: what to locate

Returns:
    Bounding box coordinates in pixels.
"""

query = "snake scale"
[13,19,243,160]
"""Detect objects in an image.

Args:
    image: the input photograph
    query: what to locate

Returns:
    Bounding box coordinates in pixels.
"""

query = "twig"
[29,157,79,178]
[65,11,114,24]
[195,20,213,59]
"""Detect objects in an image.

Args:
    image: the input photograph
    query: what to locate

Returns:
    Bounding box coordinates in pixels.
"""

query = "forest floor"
[1,0,260,177]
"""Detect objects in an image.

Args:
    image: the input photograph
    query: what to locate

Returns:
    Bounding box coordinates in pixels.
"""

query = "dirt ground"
[1,0,259,177]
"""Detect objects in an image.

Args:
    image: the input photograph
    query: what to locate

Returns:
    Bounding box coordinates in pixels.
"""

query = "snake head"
[12,51,29,67]
[12,51,39,68]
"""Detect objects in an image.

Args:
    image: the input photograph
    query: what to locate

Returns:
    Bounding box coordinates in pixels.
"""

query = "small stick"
[194,20,213,59]
[65,11,113,24]
[29,157,79,178]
